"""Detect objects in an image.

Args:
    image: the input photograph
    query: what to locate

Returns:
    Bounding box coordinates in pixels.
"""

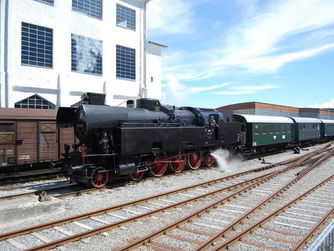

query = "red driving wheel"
[170,155,186,173]
[90,167,109,188]
[150,153,168,177]
[130,170,145,181]
[204,152,215,167]
[187,151,202,170]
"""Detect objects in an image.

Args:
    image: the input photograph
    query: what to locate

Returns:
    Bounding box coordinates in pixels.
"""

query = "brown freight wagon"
[0,108,76,175]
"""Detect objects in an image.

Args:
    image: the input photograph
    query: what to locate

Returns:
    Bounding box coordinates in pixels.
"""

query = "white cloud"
[217,90,255,95]
[311,99,334,108]
[162,74,229,104]
[190,83,231,93]
[159,0,334,84]
[238,43,334,72]
[217,84,279,95]
[214,0,334,72]
[147,0,193,34]
[231,84,279,91]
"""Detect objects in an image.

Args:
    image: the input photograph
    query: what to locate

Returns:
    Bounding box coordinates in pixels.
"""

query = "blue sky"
[147,0,334,109]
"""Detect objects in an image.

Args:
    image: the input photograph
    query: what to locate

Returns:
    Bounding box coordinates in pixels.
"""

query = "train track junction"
[0,143,333,250]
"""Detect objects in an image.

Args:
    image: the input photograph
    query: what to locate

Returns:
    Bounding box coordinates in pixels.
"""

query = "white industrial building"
[0,0,165,109]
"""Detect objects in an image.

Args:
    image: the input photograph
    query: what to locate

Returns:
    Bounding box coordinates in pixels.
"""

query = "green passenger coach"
[233,114,294,152]
[289,117,322,142]
[321,119,334,138]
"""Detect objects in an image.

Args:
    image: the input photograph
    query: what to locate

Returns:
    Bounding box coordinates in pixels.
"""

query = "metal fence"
[308,219,334,251]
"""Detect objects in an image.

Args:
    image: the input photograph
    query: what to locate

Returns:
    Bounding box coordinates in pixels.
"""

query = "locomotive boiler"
[57,94,241,187]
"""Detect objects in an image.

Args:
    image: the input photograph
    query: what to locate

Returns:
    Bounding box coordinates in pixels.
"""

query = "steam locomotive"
[57,93,334,188]
[57,94,241,187]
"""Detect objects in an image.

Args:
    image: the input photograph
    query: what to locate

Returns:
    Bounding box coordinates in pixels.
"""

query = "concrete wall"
[232,109,299,117]
[146,42,163,100]
[0,0,163,108]
[300,112,334,120]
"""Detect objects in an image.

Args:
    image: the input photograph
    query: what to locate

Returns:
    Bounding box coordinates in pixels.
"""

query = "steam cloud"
[211,149,243,172]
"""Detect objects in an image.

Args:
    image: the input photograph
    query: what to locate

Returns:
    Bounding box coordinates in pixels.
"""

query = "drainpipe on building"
[142,0,150,98]
[138,2,143,98]
[57,74,61,107]
[138,0,150,99]
[2,0,9,107]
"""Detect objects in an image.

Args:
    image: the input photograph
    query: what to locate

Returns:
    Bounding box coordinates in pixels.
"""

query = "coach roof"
[289,117,322,123]
[234,114,294,124]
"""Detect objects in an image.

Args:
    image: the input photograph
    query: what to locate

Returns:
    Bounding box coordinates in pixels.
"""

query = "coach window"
[275,125,279,133]
[261,124,266,134]
[254,124,259,134]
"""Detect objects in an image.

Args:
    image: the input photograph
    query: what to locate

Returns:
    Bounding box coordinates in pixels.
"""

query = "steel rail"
[0,157,280,202]
[23,171,279,251]
[215,158,334,250]
[1,143,327,201]
[0,163,279,242]
[196,148,334,250]
[118,148,331,251]
[293,206,334,250]
[0,146,329,247]
[0,184,101,201]
[0,183,78,200]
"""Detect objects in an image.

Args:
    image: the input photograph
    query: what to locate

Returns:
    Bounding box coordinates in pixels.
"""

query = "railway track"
[0,168,63,186]
[0,144,329,202]
[0,146,330,250]
[118,148,334,250]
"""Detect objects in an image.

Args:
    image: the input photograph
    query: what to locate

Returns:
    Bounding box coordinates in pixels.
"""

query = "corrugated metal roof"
[236,114,294,123]
[321,119,334,124]
[290,117,322,123]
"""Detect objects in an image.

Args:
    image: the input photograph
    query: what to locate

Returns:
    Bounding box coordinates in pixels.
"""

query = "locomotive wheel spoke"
[170,155,187,173]
[187,151,202,170]
[150,153,168,177]
[90,167,109,188]
[130,170,145,181]
[204,152,215,167]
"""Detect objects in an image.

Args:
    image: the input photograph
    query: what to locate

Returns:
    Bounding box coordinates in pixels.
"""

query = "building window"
[34,0,54,5]
[21,22,53,68]
[71,34,102,75]
[116,4,135,30]
[72,0,102,19]
[15,94,56,109]
[116,45,135,80]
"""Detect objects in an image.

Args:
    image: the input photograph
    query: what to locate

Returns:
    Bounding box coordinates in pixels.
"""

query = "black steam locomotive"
[57,94,241,187]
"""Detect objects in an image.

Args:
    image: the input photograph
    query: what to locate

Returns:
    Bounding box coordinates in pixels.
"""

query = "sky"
[146,0,334,109]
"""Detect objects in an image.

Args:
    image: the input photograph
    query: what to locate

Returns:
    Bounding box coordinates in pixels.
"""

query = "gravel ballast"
[0,143,333,250]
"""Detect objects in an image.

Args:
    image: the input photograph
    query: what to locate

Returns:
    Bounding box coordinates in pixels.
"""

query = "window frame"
[34,0,54,6]
[72,0,103,20]
[71,33,103,76]
[14,94,56,110]
[116,4,136,31]
[116,45,136,80]
[21,22,53,69]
